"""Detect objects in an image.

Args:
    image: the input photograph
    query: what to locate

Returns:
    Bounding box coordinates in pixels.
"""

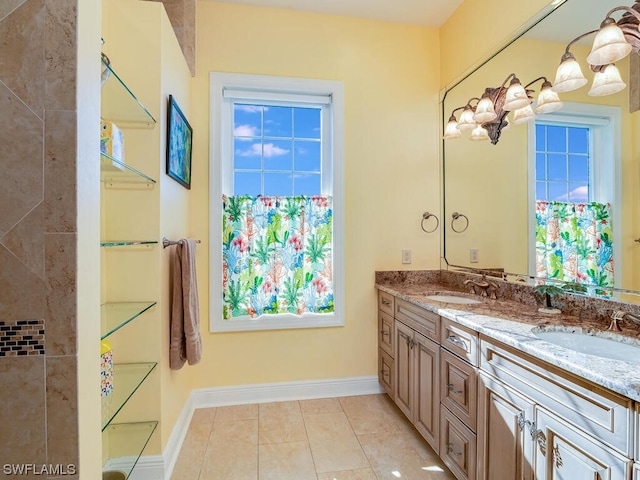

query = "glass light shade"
[473,97,497,123]
[552,56,588,92]
[503,81,532,111]
[512,105,536,125]
[457,106,476,131]
[470,124,490,141]
[535,84,563,114]
[443,119,462,139]
[588,64,626,96]
[586,23,632,66]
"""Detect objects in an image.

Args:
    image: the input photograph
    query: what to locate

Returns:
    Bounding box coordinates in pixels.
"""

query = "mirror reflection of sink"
[532,328,640,362]
[423,294,482,305]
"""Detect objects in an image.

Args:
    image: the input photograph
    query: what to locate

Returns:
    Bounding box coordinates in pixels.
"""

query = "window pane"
[535,153,546,181]
[547,153,567,181]
[294,108,321,139]
[264,172,292,196]
[568,182,588,202]
[234,139,262,169]
[568,127,589,154]
[569,155,589,182]
[536,181,547,200]
[547,126,566,152]
[294,173,321,195]
[295,140,321,172]
[548,182,567,201]
[264,106,292,138]
[263,140,293,171]
[234,104,262,137]
[234,171,261,196]
[535,124,546,151]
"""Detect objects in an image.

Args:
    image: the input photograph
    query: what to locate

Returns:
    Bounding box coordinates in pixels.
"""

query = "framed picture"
[166,95,193,189]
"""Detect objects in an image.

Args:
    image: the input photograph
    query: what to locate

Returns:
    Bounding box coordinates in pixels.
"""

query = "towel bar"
[162,237,202,249]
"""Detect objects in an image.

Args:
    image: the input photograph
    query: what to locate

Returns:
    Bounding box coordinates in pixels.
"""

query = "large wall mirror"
[441,0,640,302]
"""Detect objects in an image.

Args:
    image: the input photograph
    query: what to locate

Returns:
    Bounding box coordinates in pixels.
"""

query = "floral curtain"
[222,195,333,319]
[535,200,614,289]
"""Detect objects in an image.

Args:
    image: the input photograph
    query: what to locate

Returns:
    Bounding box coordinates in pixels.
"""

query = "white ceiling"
[209,0,464,27]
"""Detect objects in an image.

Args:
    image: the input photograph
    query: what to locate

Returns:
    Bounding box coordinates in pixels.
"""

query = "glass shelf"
[100,240,158,247]
[102,421,158,479]
[101,153,156,184]
[101,302,157,340]
[101,57,156,128]
[102,363,157,431]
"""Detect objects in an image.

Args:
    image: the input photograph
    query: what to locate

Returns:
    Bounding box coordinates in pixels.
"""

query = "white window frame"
[527,102,622,287]
[209,72,345,332]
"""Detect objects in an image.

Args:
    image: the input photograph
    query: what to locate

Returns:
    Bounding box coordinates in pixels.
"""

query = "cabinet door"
[441,405,477,480]
[378,310,394,357]
[394,321,414,418]
[532,408,631,480]
[413,332,439,452]
[378,348,394,398]
[477,373,534,480]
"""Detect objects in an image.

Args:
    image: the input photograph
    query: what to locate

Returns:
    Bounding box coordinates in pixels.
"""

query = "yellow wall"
[186,1,441,389]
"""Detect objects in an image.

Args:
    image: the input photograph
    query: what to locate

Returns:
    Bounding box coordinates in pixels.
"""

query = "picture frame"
[166,95,193,189]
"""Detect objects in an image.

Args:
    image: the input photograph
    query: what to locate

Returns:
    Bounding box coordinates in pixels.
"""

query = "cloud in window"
[234,124,258,137]
[557,185,588,202]
[236,143,290,157]
[235,105,267,113]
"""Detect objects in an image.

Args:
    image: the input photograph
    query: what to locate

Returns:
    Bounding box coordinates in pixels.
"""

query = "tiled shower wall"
[0,0,80,476]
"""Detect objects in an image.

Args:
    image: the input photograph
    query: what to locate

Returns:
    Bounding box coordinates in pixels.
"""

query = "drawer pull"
[380,329,390,336]
[446,443,463,457]
[447,335,469,352]
[381,298,391,306]
[446,383,463,394]
[380,369,389,378]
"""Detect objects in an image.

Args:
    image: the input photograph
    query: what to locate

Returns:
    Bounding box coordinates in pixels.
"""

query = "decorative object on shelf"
[101,339,114,396]
[551,1,640,101]
[443,73,563,145]
[533,284,564,314]
[100,120,126,167]
[166,95,193,189]
[421,212,440,233]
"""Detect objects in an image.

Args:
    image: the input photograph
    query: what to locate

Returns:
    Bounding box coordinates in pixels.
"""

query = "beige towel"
[170,238,202,370]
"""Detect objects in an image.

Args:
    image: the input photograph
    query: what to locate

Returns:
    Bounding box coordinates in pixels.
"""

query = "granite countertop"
[377,281,640,402]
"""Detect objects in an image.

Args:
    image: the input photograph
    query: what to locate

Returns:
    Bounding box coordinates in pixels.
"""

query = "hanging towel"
[170,238,202,370]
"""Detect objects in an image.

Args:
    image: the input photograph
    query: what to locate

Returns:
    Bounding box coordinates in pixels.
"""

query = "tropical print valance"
[222,195,333,320]
[535,200,613,289]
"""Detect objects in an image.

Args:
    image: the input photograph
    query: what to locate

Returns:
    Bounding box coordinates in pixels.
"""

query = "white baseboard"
[161,375,383,479]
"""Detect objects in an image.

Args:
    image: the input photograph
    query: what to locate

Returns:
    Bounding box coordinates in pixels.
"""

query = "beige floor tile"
[215,403,259,423]
[200,419,259,480]
[258,440,316,480]
[304,412,370,473]
[258,401,307,445]
[317,467,378,480]
[339,394,403,435]
[358,432,454,480]
[300,397,343,415]
[170,408,216,480]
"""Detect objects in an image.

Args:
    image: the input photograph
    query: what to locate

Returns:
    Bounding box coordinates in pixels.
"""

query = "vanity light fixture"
[552,1,640,97]
[443,74,563,145]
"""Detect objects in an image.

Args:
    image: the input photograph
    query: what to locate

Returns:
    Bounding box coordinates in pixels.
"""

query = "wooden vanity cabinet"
[377,291,395,397]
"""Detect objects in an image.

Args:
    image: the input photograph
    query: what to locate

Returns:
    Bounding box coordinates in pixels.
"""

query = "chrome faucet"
[463,276,499,299]
[608,310,640,331]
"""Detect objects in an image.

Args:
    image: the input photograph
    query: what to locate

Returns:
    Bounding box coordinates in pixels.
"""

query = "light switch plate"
[402,249,412,264]
[470,248,479,263]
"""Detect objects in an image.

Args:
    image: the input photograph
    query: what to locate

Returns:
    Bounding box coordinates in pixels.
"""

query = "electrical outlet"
[402,249,412,264]
[470,248,479,263]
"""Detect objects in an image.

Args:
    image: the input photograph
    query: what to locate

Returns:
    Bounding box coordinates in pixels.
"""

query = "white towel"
[170,238,202,370]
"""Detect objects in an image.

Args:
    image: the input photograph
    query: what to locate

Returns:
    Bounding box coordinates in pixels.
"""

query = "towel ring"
[421,212,439,233]
[451,212,469,233]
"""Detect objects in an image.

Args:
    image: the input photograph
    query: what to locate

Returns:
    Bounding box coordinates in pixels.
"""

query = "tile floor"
[170,393,456,480]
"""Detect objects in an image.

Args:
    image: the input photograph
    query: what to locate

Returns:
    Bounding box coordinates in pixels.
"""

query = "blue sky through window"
[233,103,322,196]
[535,124,590,202]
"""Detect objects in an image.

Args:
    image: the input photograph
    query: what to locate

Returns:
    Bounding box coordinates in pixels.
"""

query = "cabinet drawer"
[441,348,477,431]
[378,290,395,316]
[440,405,477,480]
[378,310,394,357]
[481,337,633,456]
[395,298,440,342]
[441,317,479,366]
[378,348,394,398]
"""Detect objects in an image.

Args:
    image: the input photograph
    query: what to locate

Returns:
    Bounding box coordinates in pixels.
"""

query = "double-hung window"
[209,73,344,332]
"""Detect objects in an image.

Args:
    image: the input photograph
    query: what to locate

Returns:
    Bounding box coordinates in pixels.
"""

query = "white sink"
[424,294,482,305]
[532,329,640,362]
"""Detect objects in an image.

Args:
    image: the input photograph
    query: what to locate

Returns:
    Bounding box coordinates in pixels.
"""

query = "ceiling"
[209,0,464,27]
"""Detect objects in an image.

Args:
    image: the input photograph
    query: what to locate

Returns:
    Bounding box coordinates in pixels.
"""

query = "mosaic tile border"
[0,321,45,356]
